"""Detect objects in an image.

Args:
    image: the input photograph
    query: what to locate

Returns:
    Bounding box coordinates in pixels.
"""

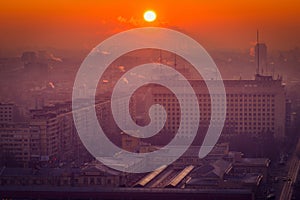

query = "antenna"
[256,30,260,75]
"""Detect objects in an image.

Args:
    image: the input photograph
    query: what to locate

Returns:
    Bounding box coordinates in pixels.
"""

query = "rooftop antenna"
[256,30,260,75]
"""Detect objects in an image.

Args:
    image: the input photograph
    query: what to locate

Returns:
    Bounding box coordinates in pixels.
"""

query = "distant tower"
[255,31,267,75]
[21,51,48,80]
[21,51,37,67]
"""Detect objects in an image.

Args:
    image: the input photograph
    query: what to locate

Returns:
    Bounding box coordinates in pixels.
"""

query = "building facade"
[0,103,19,123]
[151,74,286,140]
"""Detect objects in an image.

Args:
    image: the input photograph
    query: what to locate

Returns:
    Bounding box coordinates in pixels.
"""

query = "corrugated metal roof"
[134,165,167,187]
[166,165,194,187]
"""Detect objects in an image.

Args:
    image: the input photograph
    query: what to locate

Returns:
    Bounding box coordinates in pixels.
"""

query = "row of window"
[154,94,276,98]
[235,127,275,131]
[154,101,276,109]
[0,119,12,122]
[154,111,275,117]
[0,114,12,117]
[0,107,13,110]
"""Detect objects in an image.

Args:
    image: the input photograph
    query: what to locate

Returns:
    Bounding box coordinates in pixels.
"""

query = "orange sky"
[1,0,300,53]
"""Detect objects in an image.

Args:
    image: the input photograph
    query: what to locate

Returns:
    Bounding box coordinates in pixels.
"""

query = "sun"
[144,10,156,22]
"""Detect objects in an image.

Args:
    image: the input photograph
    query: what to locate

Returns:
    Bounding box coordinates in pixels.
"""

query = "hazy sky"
[1,0,300,53]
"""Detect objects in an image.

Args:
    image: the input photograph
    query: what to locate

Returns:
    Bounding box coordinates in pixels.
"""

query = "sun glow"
[143,10,156,22]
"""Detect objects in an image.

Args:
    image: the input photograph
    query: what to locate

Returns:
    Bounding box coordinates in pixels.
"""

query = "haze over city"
[0,1,300,200]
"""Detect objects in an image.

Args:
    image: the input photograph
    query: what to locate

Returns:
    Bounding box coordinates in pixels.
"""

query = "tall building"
[254,32,268,75]
[21,51,37,66]
[29,102,81,163]
[21,51,48,80]
[255,43,267,74]
[150,74,286,140]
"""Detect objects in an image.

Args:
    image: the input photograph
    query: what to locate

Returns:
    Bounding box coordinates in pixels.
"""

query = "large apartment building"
[150,74,286,140]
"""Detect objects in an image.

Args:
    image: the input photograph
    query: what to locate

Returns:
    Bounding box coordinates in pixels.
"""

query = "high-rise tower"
[255,31,268,75]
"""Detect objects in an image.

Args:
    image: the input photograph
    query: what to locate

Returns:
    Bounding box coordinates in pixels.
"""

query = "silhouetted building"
[21,51,48,79]
[255,43,267,74]
[21,51,37,65]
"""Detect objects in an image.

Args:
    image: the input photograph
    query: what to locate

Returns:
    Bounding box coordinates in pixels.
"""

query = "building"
[0,123,31,166]
[227,151,270,183]
[0,103,19,123]
[0,98,125,167]
[21,51,48,81]
[0,186,256,200]
[21,51,37,66]
[29,102,89,164]
[0,120,67,167]
[150,74,286,140]
[121,131,141,152]
[0,161,125,187]
[255,43,268,73]
[0,139,270,200]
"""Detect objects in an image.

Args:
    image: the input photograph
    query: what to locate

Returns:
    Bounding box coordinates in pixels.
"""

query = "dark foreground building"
[0,186,254,200]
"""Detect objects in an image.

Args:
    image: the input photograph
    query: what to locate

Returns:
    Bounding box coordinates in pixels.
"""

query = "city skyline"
[0,1,300,199]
